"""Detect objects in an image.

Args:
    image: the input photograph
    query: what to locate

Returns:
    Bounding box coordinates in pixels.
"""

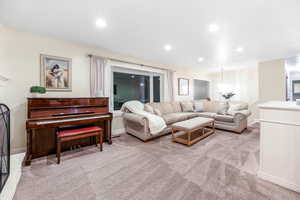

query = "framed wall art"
[40,54,72,91]
[178,78,189,96]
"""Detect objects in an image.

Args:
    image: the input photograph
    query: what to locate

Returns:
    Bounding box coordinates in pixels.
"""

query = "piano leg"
[25,128,33,166]
[105,119,112,144]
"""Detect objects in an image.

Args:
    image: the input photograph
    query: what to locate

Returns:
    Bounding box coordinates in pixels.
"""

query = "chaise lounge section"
[123,100,251,141]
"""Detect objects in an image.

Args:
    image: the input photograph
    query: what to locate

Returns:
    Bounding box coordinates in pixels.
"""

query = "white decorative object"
[258,101,300,193]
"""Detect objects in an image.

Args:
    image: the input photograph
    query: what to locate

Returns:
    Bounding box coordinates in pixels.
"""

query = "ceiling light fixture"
[164,44,172,51]
[236,47,244,53]
[209,23,219,33]
[198,57,204,62]
[96,18,107,28]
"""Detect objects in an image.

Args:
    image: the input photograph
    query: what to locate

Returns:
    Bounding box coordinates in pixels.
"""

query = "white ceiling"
[1,0,300,72]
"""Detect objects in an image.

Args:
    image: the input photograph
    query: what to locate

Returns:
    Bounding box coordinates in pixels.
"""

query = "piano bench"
[56,126,103,164]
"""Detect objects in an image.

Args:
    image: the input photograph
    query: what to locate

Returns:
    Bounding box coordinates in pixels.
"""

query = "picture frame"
[178,78,189,96]
[292,80,300,94]
[40,54,72,91]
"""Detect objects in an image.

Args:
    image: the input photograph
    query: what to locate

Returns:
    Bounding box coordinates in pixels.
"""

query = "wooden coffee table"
[171,117,215,146]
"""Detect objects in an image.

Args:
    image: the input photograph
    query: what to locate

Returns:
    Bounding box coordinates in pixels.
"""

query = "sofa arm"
[230,110,251,122]
[123,113,148,126]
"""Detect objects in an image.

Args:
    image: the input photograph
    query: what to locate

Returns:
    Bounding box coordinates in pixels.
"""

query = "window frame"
[111,66,164,111]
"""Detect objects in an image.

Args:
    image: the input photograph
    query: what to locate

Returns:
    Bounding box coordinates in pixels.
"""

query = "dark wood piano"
[25,97,113,166]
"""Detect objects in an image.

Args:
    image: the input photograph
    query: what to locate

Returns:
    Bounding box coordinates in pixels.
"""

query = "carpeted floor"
[14,124,300,200]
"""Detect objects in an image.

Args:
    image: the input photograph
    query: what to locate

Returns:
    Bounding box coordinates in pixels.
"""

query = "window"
[153,76,160,102]
[286,56,300,101]
[112,67,164,110]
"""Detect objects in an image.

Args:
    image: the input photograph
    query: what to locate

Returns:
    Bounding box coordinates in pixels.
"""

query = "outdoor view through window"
[113,72,161,110]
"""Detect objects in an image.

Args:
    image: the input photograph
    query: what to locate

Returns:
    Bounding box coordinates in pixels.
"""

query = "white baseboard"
[257,170,300,193]
[0,153,25,200]
[11,147,26,155]
[112,128,125,136]
[249,119,259,126]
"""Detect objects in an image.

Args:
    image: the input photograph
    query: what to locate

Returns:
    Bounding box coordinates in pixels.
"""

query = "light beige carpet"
[13,124,300,200]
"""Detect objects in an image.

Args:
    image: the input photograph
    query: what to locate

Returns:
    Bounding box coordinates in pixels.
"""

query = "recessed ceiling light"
[96,18,107,28]
[209,24,219,32]
[198,57,204,62]
[164,44,172,51]
[236,47,244,53]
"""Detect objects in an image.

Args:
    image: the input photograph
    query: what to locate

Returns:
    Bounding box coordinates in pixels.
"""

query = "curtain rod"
[87,54,175,72]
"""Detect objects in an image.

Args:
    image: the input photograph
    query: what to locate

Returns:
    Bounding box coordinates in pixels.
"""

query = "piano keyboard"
[35,115,111,125]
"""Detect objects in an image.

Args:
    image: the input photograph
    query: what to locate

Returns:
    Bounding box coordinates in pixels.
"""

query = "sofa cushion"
[228,102,248,111]
[144,104,154,114]
[147,102,182,115]
[154,108,162,116]
[196,112,217,118]
[180,102,194,112]
[227,109,251,117]
[215,114,234,123]
[194,101,204,112]
[182,112,199,119]
[217,102,229,115]
[203,101,221,113]
[162,113,189,125]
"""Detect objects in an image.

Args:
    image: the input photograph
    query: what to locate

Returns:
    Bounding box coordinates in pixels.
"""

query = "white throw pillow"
[121,100,144,113]
[194,101,204,112]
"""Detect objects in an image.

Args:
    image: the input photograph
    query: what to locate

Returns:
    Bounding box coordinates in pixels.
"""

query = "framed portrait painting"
[178,78,189,96]
[40,54,72,91]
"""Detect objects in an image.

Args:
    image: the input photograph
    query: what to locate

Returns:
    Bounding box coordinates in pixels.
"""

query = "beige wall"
[0,26,207,152]
[208,66,259,123]
[174,70,209,101]
[258,59,286,102]
[208,59,287,124]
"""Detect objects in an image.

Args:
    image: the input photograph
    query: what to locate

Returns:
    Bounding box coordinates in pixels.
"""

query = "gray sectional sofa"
[123,100,251,141]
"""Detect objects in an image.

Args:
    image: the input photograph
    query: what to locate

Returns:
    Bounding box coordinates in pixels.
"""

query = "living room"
[1,0,300,200]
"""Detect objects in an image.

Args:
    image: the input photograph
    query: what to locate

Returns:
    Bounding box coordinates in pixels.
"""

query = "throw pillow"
[194,101,204,112]
[227,103,247,114]
[180,102,194,112]
[144,104,154,114]
[154,108,162,116]
[217,102,229,115]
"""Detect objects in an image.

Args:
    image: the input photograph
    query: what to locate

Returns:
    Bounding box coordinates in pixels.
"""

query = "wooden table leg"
[99,132,103,151]
[188,131,191,146]
[172,129,175,141]
[105,119,112,144]
[57,140,61,164]
[25,128,32,166]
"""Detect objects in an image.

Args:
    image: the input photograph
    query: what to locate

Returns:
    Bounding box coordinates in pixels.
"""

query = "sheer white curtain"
[166,70,175,101]
[90,56,112,107]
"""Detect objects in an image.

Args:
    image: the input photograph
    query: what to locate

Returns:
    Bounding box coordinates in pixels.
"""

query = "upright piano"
[25,97,113,165]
